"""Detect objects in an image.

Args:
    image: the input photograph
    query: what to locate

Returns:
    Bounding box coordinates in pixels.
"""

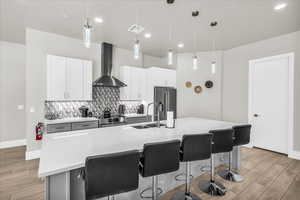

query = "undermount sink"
[132,123,165,129]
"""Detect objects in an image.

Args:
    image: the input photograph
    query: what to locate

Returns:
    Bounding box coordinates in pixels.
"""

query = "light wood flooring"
[1,146,300,200]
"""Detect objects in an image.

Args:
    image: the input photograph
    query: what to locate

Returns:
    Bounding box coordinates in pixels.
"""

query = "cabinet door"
[47,55,67,101]
[120,66,131,100]
[83,60,93,100]
[66,58,84,100]
[135,67,146,100]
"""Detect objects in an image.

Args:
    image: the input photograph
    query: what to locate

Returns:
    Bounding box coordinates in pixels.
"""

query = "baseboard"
[243,144,253,148]
[288,151,300,160]
[0,139,26,149]
[26,150,41,160]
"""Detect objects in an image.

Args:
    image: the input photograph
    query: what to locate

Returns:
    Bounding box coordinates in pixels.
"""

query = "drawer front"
[126,116,150,124]
[47,123,72,133]
[71,121,99,131]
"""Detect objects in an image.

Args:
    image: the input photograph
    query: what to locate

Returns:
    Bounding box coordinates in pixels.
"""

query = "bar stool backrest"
[141,140,181,177]
[181,134,212,162]
[84,150,140,200]
[233,125,252,146]
[210,129,234,154]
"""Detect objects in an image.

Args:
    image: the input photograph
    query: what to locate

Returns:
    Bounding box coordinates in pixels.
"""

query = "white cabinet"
[145,67,176,103]
[120,66,146,100]
[47,55,92,101]
[119,66,176,102]
[47,55,66,100]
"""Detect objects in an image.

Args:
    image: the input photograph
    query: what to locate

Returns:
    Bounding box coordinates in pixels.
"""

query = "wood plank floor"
[0,146,300,200]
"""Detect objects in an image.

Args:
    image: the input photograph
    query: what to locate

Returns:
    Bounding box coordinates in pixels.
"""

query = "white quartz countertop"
[44,117,98,125]
[39,117,239,177]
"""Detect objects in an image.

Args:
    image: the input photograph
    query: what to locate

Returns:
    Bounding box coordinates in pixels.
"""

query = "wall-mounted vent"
[128,24,145,34]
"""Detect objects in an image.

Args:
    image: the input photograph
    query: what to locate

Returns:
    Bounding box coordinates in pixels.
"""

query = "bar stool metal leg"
[218,151,244,182]
[171,162,201,200]
[140,176,163,199]
[198,154,226,196]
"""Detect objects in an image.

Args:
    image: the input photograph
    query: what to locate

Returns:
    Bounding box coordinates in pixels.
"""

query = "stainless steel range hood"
[93,43,127,87]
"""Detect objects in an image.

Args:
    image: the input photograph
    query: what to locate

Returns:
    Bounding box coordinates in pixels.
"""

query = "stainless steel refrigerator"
[153,86,177,121]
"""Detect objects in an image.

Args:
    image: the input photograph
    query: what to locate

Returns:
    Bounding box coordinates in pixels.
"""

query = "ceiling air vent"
[128,24,145,34]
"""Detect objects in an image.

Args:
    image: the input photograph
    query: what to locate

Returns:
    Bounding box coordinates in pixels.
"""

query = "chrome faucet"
[146,102,154,117]
[156,102,164,128]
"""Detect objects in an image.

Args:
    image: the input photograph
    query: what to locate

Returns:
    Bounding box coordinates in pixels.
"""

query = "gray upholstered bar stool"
[83,150,140,200]
[219,124,251,182]
[139,140,181,200]
[171,134,212,200]
[199,129,234,196]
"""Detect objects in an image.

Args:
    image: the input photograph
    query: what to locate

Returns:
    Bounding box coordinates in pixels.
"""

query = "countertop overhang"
[38,117,240,177]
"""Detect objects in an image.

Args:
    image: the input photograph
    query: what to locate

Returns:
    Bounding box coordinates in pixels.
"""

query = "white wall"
[222,31,300,152]
[0,41,26,143]
[177,51,223,120]
[25,29,103,152]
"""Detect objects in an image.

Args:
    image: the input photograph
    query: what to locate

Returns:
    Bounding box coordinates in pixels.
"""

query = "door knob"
[254,114,260,117]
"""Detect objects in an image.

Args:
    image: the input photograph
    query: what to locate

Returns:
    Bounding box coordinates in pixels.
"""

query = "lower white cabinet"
[47,55,93,101]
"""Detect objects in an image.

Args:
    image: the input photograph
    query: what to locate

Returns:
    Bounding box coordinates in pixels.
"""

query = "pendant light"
[192,11,199,70]
[167,25,173,65]
[83,18,92,48]
[133,7,141,60]
[210,21,218,74]
[83,0,92,48]
[168,49,173,65]
[193,55,198,70]
[134,38,140,60]
[167,3,174,66]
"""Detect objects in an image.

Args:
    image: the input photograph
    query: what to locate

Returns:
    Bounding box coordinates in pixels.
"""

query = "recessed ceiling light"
[274,3,287,11]
[177,43,184,48]
[94,17,103,23]
[144,33,152,38]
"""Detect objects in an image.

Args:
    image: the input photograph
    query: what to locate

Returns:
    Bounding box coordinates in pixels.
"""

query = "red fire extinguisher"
[36,122,45,140]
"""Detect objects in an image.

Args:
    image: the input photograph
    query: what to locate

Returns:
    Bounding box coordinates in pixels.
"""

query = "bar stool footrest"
[175,173,194,182]
[140,187,163,199]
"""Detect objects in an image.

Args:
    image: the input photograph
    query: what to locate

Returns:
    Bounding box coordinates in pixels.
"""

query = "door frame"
[248,52,294,156]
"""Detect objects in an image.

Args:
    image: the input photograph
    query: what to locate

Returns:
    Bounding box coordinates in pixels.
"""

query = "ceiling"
[1,0,300,57]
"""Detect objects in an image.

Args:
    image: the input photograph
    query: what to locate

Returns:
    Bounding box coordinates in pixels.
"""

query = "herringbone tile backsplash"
[45,87,140,119]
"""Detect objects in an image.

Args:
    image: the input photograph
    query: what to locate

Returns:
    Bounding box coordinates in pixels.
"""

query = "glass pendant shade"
[211,61,216,74]
[83,20,92,48]
[133,39,140,60]
[193,55,198,70]
[168,49,173,65]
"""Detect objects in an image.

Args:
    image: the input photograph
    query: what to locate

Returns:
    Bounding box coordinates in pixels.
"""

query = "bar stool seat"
[199,129,234,196]
[139,140,181,200]
[218,124,251,182]
[83,150,140,200]
[171,133,212,200]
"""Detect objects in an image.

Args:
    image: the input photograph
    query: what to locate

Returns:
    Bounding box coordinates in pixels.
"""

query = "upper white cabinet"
[119,66,176,101]
[119,66,146,100]
[145,67,176,102]
[47,55,93,101]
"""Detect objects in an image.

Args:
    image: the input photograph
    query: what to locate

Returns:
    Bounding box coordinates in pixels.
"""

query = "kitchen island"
[39,117,242,200]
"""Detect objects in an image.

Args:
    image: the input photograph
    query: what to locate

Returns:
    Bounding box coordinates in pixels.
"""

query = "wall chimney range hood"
[93,43,127,87]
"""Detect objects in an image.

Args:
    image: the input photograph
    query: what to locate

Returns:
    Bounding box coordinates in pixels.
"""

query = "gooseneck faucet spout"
[157,102,164,128]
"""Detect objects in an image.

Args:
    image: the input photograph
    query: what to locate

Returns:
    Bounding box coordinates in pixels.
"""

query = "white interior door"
[249,54,293,154]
